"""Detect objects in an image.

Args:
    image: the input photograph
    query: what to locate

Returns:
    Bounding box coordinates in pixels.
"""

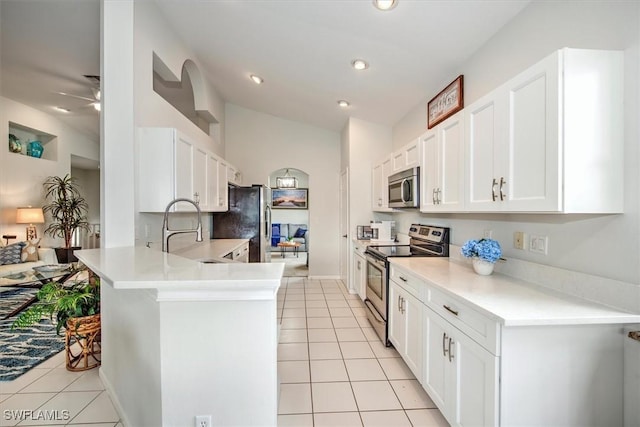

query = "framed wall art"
[272,188,308,209]
[427,75,464,129]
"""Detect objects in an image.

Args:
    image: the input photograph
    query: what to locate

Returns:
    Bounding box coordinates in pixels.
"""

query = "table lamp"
[16,207,45,240]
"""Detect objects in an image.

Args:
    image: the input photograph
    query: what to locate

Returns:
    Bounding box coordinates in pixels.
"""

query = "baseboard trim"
[99,368,131,427]
[308,275,341,280]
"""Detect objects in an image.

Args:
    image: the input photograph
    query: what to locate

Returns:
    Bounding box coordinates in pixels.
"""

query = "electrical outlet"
[195,415,212,427]
[483,229,493,239]
[530,235,548,255]
[513,231,525,250]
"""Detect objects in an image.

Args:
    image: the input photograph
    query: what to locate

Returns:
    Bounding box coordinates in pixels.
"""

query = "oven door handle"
[364,299,385,324]
[366,255,387,269]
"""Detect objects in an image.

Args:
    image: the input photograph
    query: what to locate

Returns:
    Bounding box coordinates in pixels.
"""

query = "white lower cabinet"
[388,280,423,380]
[233,242,249,263]
[424,307,498,427]
[352,249,367,301]
[389,264,498,426]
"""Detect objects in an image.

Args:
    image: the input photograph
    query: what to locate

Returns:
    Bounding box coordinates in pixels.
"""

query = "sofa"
[0,240,58,276]
[271,223,308,253]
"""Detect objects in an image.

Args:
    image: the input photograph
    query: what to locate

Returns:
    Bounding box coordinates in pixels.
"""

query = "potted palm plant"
[42,174,90,263]
[12,269,101,371]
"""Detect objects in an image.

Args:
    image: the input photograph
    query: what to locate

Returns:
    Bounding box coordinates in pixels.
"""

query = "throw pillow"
[21,238,41,262]
[293,228,307,238]
[0,242,26,265]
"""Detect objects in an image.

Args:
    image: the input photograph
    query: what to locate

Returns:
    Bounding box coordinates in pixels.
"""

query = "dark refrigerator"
[211,185,272,263]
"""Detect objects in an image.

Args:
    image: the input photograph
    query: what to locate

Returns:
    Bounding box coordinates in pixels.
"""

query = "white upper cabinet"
[137,127,233,213]
[138,128,196,213]
[217,158,229,211]
[228,163,242,186]
[192,146,208,209]
[465,48,623,213]
[392,138,420,172]
[372,155,394,212]
[206,153,229,212]
[420,112,465,212]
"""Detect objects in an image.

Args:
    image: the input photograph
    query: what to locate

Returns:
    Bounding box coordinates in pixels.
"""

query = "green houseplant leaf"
[42,174,90,249]
[12,271,100,336]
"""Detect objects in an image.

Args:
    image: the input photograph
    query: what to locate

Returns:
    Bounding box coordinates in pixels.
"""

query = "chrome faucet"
[162,198,203,253]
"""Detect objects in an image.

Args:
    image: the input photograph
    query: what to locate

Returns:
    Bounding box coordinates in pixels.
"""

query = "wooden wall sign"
[427,75,464,129]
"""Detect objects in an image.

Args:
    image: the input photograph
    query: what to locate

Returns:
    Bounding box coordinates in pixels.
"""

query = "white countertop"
[75,245,283,301]
[172,239,249,261]
[389,257,640,327]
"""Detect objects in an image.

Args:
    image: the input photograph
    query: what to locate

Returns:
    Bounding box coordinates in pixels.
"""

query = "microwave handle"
[400,178,409,203]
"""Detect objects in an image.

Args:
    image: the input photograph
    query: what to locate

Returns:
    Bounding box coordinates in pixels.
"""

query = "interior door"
[339,169,349,287]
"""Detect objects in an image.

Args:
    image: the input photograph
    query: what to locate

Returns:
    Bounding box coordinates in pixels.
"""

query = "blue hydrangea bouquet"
[461,238,502,263]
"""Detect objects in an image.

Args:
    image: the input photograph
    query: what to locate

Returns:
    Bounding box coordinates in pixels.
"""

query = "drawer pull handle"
[443,305,459,316]
[399,276,408,282]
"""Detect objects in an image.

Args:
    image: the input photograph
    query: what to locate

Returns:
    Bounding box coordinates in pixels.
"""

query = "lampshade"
[276,169,298,189]
[16,207,44,224]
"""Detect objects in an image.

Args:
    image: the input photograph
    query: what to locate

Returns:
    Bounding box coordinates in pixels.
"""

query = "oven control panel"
[408,224,449,244]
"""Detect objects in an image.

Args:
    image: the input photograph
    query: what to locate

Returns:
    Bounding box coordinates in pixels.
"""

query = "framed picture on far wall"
[272,188,308,209]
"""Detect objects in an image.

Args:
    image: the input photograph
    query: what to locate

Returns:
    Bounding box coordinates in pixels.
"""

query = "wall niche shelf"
[8,121,58,161]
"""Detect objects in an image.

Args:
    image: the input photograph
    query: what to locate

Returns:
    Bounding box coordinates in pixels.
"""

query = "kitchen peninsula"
[75,246,284,427]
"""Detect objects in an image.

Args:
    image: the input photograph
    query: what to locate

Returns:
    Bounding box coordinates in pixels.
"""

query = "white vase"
[472,258,495,275]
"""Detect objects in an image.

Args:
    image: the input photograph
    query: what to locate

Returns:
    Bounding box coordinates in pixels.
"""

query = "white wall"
[0,96,99,246]
[132,1,229,247]
[389,1,640,286]
[342,117,393,234]
[134,1,225,155]
[225,104,341,277]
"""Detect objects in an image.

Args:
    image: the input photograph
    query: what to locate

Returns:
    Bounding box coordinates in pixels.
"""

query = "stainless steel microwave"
[388,167,419,208]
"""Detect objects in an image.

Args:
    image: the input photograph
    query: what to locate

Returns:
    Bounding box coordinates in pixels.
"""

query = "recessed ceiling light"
[351,59,369,71]
[250,74,264,84]
[373,0,397,11]
[337,100,350,108]
[54,106,70,113]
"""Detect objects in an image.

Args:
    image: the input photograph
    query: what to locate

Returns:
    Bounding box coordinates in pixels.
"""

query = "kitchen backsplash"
[450,244,640,314]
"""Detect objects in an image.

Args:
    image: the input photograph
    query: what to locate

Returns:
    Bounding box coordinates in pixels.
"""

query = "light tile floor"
[277,277,449,427]
[0,351,121,427]
[0,277,449,427]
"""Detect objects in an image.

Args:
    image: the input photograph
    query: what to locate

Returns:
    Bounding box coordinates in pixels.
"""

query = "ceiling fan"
[56,75,101,112]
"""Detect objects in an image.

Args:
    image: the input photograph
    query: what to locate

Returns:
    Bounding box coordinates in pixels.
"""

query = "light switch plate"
[530,235,548,255]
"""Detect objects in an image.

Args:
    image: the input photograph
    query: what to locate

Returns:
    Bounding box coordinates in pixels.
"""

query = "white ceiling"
[1,0,530,140]
[0,0,101,141]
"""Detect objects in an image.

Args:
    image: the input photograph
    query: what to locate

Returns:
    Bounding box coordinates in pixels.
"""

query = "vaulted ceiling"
[1,0,530,140]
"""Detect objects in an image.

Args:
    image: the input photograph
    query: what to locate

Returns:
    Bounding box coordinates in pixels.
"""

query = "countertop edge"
[389,257,640,327]
[76,247,284,301]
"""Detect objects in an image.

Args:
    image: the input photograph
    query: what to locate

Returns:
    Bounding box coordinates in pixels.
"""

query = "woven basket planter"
[65,313,101,371]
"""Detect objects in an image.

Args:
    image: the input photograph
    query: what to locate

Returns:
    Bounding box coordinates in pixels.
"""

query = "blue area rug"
[0,287,65,381]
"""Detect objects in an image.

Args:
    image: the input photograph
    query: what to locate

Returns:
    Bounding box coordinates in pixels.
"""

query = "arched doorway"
[269,168,309,277]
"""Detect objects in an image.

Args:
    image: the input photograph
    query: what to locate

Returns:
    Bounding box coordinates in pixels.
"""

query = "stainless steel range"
[364,224,450,346]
